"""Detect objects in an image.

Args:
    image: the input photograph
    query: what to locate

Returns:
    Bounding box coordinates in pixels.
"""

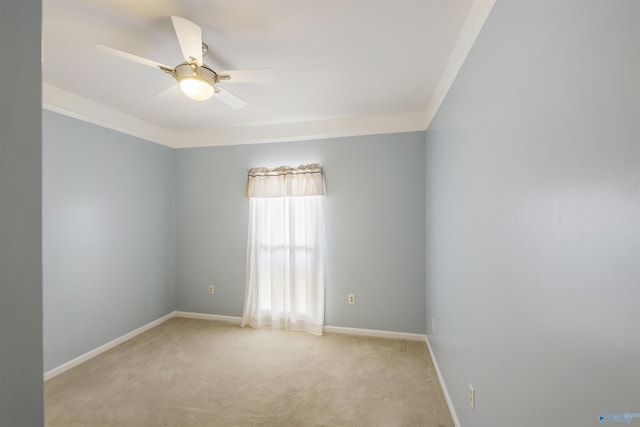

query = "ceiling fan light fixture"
[174,62,217,101]
[179,77,214,101]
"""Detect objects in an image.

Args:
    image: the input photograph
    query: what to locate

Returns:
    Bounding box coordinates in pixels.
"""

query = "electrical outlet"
[432,317,436,334]
[468,384,475,410]
[348,294,355,305]
[208,285,214,295]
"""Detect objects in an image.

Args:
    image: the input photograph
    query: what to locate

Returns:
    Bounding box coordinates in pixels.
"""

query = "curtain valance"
[245,164,325,198]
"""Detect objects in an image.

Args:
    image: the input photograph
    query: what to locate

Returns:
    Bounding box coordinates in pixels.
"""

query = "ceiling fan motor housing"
[173,62,218,86]
[173,62,219,100]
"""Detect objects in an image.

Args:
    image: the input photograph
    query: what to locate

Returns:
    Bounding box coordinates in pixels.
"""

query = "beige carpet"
[45,317,454,427]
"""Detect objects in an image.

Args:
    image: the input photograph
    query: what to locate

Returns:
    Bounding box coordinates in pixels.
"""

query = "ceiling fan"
[96,16,274,109]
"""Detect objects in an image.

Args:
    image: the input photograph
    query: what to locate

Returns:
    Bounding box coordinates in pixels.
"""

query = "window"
[241,165,325,335]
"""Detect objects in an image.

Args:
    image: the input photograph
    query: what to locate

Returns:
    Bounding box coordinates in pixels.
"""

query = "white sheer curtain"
[242,164,325,335]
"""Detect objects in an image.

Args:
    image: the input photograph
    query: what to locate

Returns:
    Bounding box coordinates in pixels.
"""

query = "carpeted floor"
[45,317,454,427]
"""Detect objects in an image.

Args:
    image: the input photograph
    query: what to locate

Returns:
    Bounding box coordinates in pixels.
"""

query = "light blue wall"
[43,111,176,371]
[176,132,426,333]
[425,1,639,426]
[0,2,44,425]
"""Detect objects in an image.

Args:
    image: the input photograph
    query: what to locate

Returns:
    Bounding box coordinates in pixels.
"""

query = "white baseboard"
[326,324,459,426]
[172,314,426,342]
[425,335,460,427]
[44,309,457,427]
[323,325,426,341]
[44,312,175,381]
[173,311,242,324]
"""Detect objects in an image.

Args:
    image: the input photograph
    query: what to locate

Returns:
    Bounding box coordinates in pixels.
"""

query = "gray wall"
[425,1,639,426]
[43,111,176,371]
[176,132,426,333]
[0,1,44,425]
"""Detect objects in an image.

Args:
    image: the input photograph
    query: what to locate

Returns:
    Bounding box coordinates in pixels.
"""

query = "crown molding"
[175,110,428,148]
[424,0,496,128]
[42,0,495,148]
[43,83,427,148]
[42,83,177,147]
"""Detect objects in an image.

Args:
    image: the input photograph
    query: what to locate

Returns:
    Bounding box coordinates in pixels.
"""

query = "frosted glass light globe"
[179,77,214,101]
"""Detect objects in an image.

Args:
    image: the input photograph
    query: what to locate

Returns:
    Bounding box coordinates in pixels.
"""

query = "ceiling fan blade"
[218,68,275,84]
[215,87,247,109]
[96,44,172,72]
[171,16,203,65]
[155,85,181,99]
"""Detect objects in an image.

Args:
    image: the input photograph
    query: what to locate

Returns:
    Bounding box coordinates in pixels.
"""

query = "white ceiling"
[42,0,494,147]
